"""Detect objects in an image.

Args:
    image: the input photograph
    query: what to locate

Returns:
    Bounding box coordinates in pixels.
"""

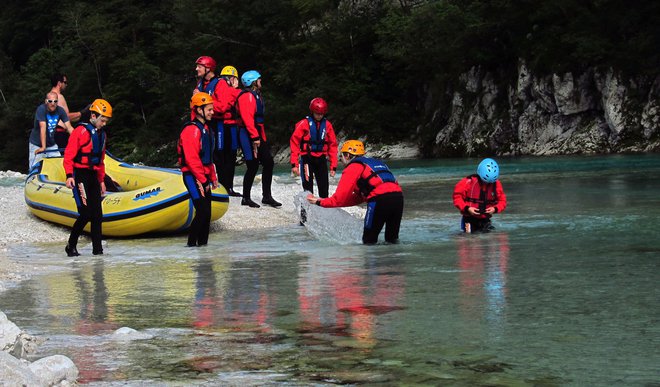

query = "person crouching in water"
[452,158,507,233]
[290,97,338,198]
[178,92,219,247]
[306,140,404,244]
[63,99,112,256]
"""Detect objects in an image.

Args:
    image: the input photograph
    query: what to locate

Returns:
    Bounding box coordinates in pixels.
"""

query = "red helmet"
[309,97,328,115]
[195,56,216,72]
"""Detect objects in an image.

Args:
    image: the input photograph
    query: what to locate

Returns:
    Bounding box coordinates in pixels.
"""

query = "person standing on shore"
[50,73,82,150]
[178,92,219,247]
[63,99,113,256]
[290,97,338,198]
[28,92,75,168]
[215,65,242,197]
[307,140,404,244]
[452,158,507,233]
[236,70,281,208]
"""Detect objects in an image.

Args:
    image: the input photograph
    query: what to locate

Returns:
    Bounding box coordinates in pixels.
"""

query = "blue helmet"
[477,158,499,183]
[241,70,261,87]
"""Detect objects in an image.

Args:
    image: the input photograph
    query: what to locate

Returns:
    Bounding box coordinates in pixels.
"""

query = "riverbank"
[0,174,314,293]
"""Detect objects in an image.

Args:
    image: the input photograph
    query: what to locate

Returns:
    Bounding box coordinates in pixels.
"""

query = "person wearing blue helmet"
[452,158,507,233]
[236,70,281,208]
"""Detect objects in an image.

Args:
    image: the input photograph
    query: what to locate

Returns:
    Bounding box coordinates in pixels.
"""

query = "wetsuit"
[237,89,275,201]
[317,157,404,244]
[63,122,106,254]
[452,174,507,232]
[290,116,338,198]
[178,119,218,246]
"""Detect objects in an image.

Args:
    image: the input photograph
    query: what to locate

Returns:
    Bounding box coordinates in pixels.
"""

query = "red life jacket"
[463,174,499,214]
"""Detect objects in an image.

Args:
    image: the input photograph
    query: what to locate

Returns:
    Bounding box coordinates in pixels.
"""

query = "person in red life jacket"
[307,140,404,244]
[178,92,219,247]
[290,97,338,198]
[215,65,243,197]
[193,57,243,197]
[63,98,113,257]
[452,158,507,233]
[236,70,281,208]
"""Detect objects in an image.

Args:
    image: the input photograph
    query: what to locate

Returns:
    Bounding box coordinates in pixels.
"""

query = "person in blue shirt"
[28,92,74,168]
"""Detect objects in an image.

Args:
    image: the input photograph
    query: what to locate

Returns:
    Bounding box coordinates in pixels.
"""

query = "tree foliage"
[1,0,657,171]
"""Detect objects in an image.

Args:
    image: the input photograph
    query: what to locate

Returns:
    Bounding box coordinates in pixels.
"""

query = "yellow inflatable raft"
[24,153,229,236]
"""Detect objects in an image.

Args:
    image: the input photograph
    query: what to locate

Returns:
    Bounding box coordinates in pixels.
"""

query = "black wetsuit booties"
[69,168,104,254]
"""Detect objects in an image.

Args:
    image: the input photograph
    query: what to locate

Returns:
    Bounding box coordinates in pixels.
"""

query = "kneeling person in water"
[452,158,507,233]
[307,140,404,244]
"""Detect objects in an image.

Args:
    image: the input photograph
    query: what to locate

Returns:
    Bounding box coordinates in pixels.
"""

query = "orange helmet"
[340,140,365,156]
[190,92,213,109]
[89,99,112,117]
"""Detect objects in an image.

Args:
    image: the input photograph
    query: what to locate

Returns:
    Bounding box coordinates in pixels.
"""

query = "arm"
[63,126,83,187]
[491,181,507,214]
[238,93,259,140]
[36,121,47,153]
[452,177,471,214]
[290,119,306,170]
[318,164,364,208]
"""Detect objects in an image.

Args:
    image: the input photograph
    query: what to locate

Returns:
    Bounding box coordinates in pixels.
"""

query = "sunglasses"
[46,99,58,103]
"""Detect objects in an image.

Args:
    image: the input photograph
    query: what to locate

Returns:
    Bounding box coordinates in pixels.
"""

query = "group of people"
[28,62,507,256]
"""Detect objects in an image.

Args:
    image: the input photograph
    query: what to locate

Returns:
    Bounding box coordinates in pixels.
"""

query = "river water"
[1,154,659,385]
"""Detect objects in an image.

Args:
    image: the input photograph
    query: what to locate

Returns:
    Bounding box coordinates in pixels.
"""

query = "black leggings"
[363,192,404,244]
[183,172,212,246]
[298,155,329,198]
[69,168,103,252]
[241,139,274,200]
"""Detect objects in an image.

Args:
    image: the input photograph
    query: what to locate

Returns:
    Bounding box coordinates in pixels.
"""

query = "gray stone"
[0,351,41,386]
[28,354,79,386]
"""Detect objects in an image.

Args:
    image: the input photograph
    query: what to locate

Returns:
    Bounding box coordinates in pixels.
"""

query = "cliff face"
[424,61,660,156]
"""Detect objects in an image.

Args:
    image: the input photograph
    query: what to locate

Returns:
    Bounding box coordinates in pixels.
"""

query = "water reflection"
[457,233,509,331]
[297,251,405,348]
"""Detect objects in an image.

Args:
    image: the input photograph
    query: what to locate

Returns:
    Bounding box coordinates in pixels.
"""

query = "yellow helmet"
[340,140,365,156]
[220,65,238,77]
[190,92,213,109]
[89,99,112,118]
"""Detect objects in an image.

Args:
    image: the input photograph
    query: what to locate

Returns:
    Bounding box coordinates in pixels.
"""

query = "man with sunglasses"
[28,92,74,168]
[50,73,82,150]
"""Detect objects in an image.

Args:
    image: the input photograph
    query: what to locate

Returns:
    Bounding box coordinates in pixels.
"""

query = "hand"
[196,179,206,197]
[230,77,239,88]
[100,181,106,197]
[212,180,219,190]
[65,177,75,189]
[35,147,45,155]
[330,170,336,178]
[467,207,480,216]
[252,140,260,158]
[192,89,199,95]
[306,193,318,204]
[292,167,300,176]
[483,207,495,215]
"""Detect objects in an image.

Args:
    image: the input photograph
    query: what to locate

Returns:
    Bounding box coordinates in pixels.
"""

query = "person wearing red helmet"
[63,98,113,256]
[178,92,219,247]
[290,97,338,198]
[307,140,404,245]
[193,57,242,196]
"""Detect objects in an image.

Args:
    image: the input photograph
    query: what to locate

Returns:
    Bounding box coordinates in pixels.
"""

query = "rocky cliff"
[423,61,659,156]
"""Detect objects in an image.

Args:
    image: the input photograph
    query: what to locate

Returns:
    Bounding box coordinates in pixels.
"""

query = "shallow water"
[2,154,660,385]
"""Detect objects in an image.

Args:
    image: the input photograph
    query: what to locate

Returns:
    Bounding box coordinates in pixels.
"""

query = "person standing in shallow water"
[307,140,404,244]
[290,97,338,198]
[178,92,219,247]
[452,158,507,233]
[63,99,113,256]
[236,70,281,208]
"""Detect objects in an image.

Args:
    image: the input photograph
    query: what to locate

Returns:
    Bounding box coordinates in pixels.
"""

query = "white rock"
[111,326,154,341]
[28,354,79,386]
[0,310,22,352]
[0,351,41,386]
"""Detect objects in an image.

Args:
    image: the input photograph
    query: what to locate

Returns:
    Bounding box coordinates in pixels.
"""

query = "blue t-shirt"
[29,104,69,147]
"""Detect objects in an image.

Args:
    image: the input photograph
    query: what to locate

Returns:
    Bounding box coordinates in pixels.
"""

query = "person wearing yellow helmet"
[307,140,404,244]
[62,98,113,256]
[178,92,219,247]
[215,65,243,197]
[290,97,338,198]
